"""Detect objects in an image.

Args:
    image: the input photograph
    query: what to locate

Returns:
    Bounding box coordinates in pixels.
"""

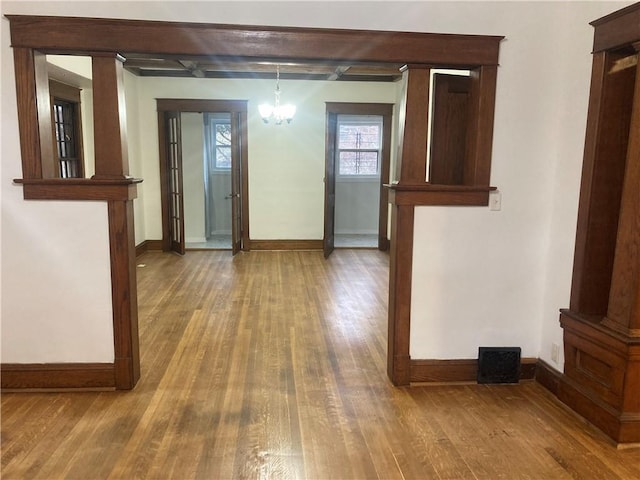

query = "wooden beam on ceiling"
[122,57,403,81]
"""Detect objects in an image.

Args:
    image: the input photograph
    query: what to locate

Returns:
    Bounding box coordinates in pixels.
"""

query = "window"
[337,115,383,177]
[204,113,232,170]
[50,80,84,178]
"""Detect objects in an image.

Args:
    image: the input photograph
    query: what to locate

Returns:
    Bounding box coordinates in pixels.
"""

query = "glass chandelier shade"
[259,65,296,124]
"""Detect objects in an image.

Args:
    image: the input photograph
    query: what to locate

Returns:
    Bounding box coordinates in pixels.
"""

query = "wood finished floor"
[2,250,639,479]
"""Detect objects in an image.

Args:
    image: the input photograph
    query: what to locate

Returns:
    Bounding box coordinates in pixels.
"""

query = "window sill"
[14,177,143,201]
[385,183,496,206]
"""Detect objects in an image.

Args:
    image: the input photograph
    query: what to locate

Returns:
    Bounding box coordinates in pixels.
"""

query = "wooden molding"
[410,358,537,383]
[249,239,323,251]
[558,373,640,444]
[7,15,503,66]
[465,65,498,186]
[591,2,640,53]
[49,79,81,102]
[157,99,250,253]
[325,102,393,253]
[386,184,494,206]
[91,54,129,179]
[14,178,141,201]
[536,359,621,437]
[13,48,52,179]
[108,200,140,389]
[396,67,431,183]
[570,51,635,315]
[387,205,414,385]
[535,359,561,396]
[1,363,115,390]
[537,354,640,445]
[559,311,640,443]
[324,102,393,116]
[157,98,248,112]
[135,239,163,257]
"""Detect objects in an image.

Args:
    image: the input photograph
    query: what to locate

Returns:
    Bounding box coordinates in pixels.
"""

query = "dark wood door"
[165,111,185,255]
[230,112,243,255]
[323,112,337,258]
[429,74,472,185]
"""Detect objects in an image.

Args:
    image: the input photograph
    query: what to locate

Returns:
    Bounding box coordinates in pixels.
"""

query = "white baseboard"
[210,230,232,236]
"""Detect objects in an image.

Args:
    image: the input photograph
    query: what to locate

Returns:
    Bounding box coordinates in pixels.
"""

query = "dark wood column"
[13,48,54,179]
[604,56,640,336]
[386,65,430,385]
[108,199,140,389]
[395,66,430,184]
[91,53,130,179]
[464,65,498,186]
[92,52,140,389]
[387,204,414,385]
[558,4,640,444]
[386,64,496,385]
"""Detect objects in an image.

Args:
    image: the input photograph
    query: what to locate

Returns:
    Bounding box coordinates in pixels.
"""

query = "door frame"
[324,103,393,253]
[8,15,502,389]
[158,109,185,254]
[157,99,250,252]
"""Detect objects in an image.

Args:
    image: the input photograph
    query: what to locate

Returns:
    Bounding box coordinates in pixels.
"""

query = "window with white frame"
[337,115,383,177]
[204,113,232,170]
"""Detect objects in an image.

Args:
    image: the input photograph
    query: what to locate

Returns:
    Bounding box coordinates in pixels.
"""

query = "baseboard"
[135,239,163,256]
[410,357,537,383]
[249,239,323,251]
[534,359,561,395]
[535,359,640,444]
[1,363,115,390]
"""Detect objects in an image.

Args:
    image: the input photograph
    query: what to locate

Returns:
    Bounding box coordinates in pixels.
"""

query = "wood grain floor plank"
[2,250,639,479]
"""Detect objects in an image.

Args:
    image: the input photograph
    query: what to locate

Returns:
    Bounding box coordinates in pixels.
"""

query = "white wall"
[1,17,114,363]
[1,1,632,369]
[123,70,147,246]
[409,1,630,365]
[130,76,396,241]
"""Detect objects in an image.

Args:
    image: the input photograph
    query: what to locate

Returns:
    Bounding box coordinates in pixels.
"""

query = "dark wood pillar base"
[108,200,140,390]
[387,204,414,385]
[559,311,640,443]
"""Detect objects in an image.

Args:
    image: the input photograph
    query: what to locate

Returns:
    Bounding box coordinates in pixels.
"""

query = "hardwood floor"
[2,250,639,479]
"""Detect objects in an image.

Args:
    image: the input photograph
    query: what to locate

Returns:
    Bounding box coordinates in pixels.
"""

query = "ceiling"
[122,54,404,82]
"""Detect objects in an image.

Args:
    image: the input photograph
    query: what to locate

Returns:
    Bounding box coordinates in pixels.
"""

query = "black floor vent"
[477,347,521,384]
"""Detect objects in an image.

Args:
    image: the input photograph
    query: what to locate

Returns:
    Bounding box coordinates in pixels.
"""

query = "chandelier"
[258,65,296,124]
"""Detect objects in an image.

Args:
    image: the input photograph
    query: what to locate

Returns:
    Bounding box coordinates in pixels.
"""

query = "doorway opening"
[157,99,249,255]
[324,103,393,258]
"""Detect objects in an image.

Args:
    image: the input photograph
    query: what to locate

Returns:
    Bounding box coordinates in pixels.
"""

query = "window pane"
[216,124,231,146]
[53,100,77,160]
[216,146,231,169]
[339,151,379,175]
[339,151,357,175]
[338,124,380,149]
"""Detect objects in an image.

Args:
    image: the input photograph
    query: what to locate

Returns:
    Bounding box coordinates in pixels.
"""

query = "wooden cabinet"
[559,2,640,444]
